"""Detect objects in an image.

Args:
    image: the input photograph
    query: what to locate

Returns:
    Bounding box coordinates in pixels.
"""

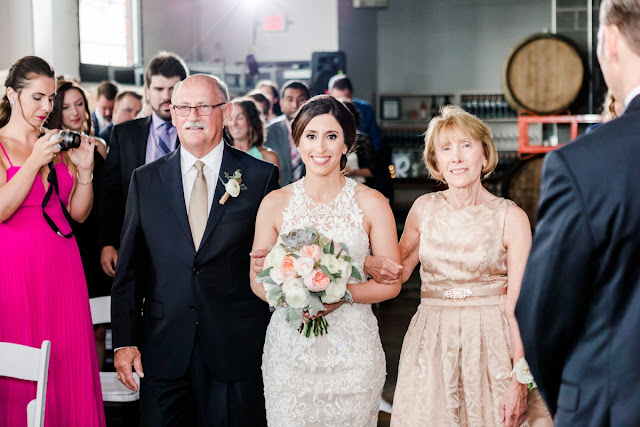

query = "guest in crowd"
[99,90,143,146]
[264,80,310,186]
[91,80,118,135]
[46,78,113,370]
[365,106,552,426]
[0,55,105,426]
[328,74,393,201]
[256,79,281,122]
[517,0,640,424]
[342,100,375,186]
[246,90,271,122]
[99,51,188,278]
[226,97,280,168]
[251,95,401,425]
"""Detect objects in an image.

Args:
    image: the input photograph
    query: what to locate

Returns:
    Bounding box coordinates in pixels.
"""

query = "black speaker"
[310,51,347,95]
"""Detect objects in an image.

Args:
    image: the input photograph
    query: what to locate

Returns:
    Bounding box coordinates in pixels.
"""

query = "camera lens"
[58,130,82,151]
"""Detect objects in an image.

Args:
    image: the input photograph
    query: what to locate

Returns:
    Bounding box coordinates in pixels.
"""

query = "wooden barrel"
[502,33,586,115]
[502,155,545,228]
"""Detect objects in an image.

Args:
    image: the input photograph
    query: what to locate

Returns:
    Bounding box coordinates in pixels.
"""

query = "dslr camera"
[55,130,82,151]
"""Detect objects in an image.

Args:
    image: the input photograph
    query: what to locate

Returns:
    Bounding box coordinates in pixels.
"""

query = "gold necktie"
[188,160,208,249]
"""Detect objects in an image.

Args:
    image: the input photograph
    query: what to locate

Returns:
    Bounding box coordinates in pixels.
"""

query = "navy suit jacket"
[98,116,152,249]
[111,143,279,381]
[264,116,304,186]
[516,95,640,426]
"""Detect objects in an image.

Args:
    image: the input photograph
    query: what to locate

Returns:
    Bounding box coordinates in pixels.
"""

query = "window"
[79,0,140,66]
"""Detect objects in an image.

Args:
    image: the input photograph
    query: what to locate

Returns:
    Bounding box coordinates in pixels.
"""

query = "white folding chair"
[0,340,51,427]
[89,296,140,402]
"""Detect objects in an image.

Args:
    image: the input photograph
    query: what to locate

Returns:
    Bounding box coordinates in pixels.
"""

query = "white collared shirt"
[623,85,640,110]
[94,109,111,131]
[180,141,224,216]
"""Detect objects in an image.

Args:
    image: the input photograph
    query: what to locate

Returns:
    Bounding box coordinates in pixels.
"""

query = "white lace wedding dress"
[262,177,386,426]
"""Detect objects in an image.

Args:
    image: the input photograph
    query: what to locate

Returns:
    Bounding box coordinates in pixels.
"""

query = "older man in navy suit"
[112,74,278,426]
[516,1,640,426]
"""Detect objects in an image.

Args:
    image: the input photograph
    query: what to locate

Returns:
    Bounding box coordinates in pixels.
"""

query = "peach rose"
[299,244,322,262]
[304,269,331,292]
[281,255,296,277]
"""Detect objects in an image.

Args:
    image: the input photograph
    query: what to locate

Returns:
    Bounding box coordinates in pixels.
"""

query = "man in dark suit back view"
[112,74,279,426]
[99,52,188,277]
[516,1,640,426]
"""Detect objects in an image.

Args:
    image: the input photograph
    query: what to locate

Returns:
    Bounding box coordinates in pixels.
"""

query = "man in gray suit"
[264,80,310,186]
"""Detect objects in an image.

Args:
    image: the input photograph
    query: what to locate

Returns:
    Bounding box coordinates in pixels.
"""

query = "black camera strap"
[41,161,74,238]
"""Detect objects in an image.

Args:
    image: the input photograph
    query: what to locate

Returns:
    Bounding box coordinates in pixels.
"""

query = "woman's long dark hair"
[230,97,265,148]
[0,56,55,128]
[45,79,94,135]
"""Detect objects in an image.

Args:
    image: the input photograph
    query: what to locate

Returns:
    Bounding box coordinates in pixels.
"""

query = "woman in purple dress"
[0,56,105,426]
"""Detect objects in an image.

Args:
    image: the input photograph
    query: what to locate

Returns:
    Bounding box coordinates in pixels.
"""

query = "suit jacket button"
[192,267,200,275]
[189,305,196,311]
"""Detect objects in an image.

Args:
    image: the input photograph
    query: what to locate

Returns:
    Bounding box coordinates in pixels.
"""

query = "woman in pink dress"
[0,56,105,426]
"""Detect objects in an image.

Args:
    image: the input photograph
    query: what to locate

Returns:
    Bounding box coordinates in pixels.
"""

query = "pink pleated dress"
[0,142,105,427]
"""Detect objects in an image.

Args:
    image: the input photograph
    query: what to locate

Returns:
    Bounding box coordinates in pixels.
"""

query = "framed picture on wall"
[381,97,401,120]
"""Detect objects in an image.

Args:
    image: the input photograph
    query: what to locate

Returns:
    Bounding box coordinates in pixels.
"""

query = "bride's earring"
[9,99,15,106]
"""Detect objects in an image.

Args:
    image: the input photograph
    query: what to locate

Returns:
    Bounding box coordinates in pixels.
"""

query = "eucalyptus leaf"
[257,267,273,278]
[307,292,326,317]
[351,266,362,281]
[320,265,336,282]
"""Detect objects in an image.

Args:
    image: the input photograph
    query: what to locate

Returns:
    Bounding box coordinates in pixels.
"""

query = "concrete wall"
[141,0,339,65]
[377,0,552,93]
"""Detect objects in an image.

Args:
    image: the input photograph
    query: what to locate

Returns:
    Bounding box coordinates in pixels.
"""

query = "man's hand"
[250,248,268,274]
[364,255,403,284]
[100,246,118,277]
[114,347,144,392]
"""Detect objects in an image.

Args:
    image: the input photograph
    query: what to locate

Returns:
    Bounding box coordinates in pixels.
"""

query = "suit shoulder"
[113,116,150,133]
[266,116,286,131]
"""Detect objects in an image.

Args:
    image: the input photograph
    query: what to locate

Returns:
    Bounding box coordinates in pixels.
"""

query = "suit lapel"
[159,147,193,245]
[136,116,153,166]
[199,143,247,250]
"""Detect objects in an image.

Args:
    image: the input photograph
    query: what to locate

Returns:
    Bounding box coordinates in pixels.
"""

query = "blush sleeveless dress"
[0,143,105,427]
[262,177,386,426]
[391,192,552,426]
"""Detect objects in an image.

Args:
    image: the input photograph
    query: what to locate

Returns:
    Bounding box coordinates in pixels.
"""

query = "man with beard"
[99,51,189,277]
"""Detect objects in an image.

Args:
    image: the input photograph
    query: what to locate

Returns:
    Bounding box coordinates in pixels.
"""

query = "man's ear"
[223,102,234,122]
[603,24,621,64]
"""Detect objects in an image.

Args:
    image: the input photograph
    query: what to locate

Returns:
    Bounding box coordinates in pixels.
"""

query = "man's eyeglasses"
[172,102,226,116]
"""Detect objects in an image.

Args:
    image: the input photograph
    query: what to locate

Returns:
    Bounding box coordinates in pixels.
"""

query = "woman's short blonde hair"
[423,105,499,182]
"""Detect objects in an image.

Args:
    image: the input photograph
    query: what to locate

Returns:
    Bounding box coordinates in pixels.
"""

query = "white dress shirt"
[623,85,640,111]
[180,141,224,216]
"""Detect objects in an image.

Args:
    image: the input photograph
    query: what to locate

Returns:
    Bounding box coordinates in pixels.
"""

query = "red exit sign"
[264,15,285,32]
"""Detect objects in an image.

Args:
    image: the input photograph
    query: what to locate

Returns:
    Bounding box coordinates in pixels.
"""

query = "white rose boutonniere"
[218,169,247,205]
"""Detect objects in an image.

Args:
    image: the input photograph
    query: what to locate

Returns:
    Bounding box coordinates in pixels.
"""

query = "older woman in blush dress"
[366,105,552,426]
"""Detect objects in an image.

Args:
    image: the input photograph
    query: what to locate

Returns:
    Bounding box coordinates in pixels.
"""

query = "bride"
[250,95,401,426]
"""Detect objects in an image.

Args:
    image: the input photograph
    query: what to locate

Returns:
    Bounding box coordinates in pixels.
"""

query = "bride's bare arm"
[250,189,286,301]
[347,188,401,304]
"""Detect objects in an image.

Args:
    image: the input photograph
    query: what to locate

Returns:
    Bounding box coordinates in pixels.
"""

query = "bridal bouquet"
[257,227,361,337]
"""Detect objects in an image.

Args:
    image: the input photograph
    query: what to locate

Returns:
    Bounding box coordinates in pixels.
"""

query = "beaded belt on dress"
[420,287,507,299]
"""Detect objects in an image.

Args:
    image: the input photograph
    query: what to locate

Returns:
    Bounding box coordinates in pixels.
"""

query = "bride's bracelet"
[511,357,537,390]
[77,172,93,185]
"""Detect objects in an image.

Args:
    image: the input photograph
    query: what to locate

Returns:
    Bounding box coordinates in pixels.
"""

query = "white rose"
[321,279,347,304]
[225,179,241,197]
[269,267,285,285]
[284,282,310,308]
[267,245,286,268]
[339,259,352,281]
[320,254,341,275]
[511,358,537,389]
[281,276,299,293]
[294,257,315,278]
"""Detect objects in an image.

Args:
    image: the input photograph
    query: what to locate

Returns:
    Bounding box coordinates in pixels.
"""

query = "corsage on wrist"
[511,357,537,390]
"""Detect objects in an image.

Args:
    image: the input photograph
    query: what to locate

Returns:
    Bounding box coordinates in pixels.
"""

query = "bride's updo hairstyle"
[291,95,357,169]
[0,56,55,128]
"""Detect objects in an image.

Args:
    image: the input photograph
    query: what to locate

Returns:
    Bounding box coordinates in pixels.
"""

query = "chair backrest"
[90,296,111,325]
[0,340,51,427]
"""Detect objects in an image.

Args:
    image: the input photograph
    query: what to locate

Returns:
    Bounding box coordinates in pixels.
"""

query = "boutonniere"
[218,169,247,205]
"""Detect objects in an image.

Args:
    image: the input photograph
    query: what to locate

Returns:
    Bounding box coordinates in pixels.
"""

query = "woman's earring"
[9,99,15,106]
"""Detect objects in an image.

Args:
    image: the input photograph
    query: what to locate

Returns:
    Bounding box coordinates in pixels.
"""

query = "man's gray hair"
[171,74,230,104]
